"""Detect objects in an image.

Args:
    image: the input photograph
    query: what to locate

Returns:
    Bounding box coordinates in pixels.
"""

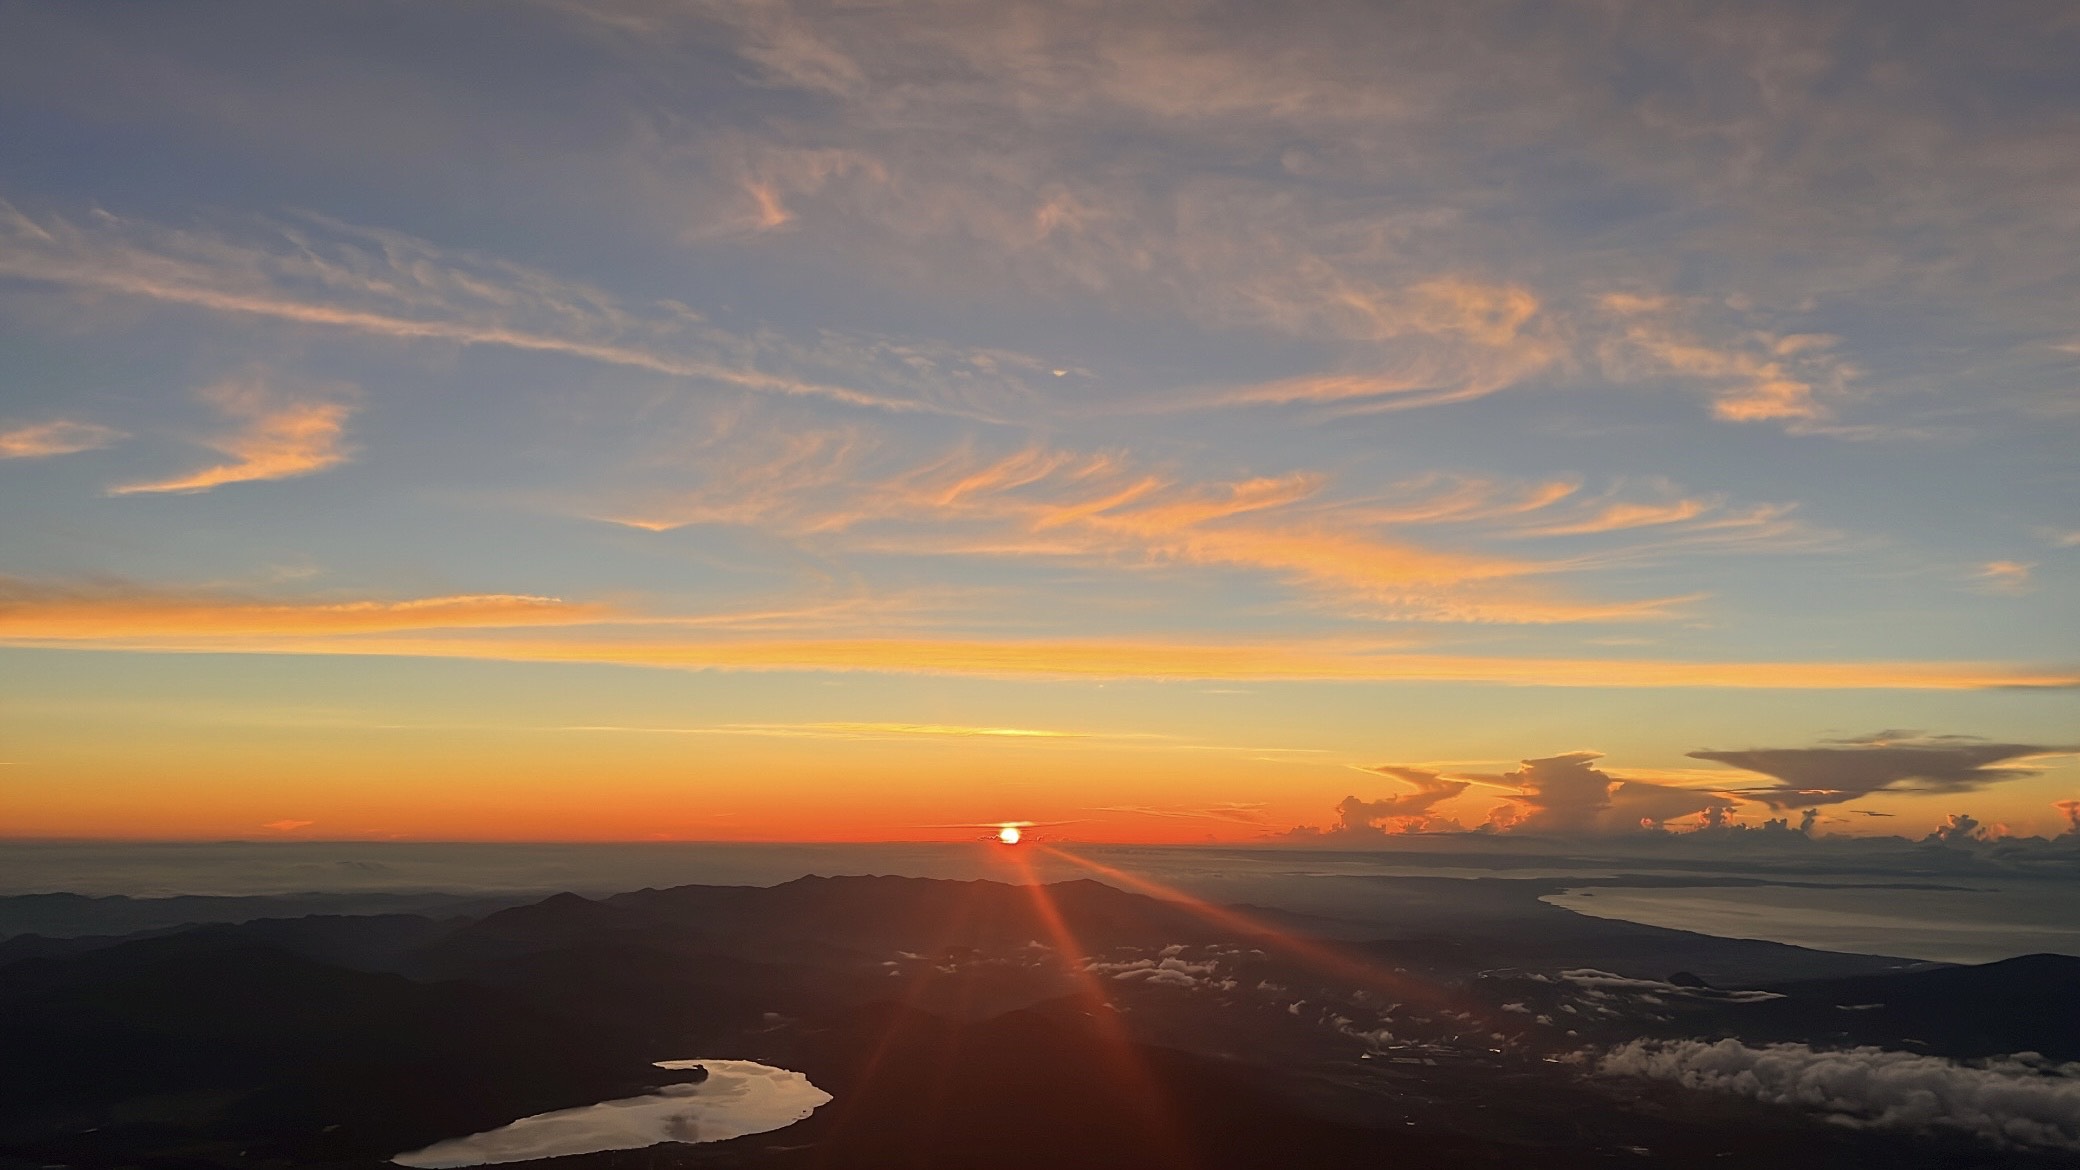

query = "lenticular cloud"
[1598,1039,2080,1150]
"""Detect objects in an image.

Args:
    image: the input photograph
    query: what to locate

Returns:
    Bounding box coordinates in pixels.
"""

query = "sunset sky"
[1,1,2075,842]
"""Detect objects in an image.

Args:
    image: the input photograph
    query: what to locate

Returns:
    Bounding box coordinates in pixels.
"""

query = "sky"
[0,0,2075,844]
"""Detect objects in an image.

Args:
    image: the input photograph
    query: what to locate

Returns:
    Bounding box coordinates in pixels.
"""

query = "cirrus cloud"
[0,419,124,459]
[109,373,356,495]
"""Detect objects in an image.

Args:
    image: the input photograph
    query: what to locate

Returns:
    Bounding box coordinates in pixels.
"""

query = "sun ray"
[908,878,997,1158]
[1000,847,1201,1168]
[1042,846,1489,1020]
[829,873,994,1150]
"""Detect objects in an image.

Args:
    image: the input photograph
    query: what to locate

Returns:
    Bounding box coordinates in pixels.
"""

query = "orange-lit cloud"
[707,148,888,239]
[1507,496,1822,563]
[1090,803,1268,823]
[1467,751,1738,833]
[607,441,1714,624]
[1211,278,1563,412]
[1514,497,1711,537]
[591,420,869,533]
[1973,560,2035,595]
[251,0,2067,441]
[4,577,2066,690]
[561,721,1100,741]
[2056,800,2080,833]
[1596,294,1854,424]
[0,419,124,458]
[1345,475,1580,526]
[1289,766,1473,836]
[17,628,2076,691]
[0,577,604,637]
[110,375,355,495]
[161,635,2080,690]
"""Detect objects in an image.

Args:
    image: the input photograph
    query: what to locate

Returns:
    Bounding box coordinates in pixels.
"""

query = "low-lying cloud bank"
[1598,1039,2080,1150]
[1289,732,2080,849]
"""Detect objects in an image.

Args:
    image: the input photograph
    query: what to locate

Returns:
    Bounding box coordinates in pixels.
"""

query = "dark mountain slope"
[416,875,1250,978]
[0,891,524,940]
[0,930,675,1163]
[1730,952,2080,1059]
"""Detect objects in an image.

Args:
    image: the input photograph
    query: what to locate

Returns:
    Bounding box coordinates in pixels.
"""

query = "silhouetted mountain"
[0,928,683,1163]
[1355,914,1919,986]
[1729,952,2080,1059]
[201,913,463,971]
[0,891,527,940]
[613,874,1245,953]
[0,924,193,964]
[414,875,1247,981]
[0,913,473,975]
[763,999,1506,1170]
[1471,950,2080,1067]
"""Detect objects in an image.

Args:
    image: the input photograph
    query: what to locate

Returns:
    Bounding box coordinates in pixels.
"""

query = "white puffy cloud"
[1598,1039,2080,1150]
[1559,970,1783,1005]
[1288,765,1472,839]
[1087,950,1223,991]
[1478,752,1735,834]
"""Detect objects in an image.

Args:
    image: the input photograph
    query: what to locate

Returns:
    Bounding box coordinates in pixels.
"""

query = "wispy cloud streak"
[0,577,603,637]
[110,374,354,494]
[0,203,978,416]
[598,434,1816,624]
[0,570,2065,688]
[0,419,123,458]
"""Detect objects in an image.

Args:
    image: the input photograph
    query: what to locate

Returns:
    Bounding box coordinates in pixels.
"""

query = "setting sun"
[997,825,1023,845]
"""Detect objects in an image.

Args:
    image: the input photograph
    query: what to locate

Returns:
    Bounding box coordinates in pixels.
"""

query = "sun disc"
[997,825,1022,845]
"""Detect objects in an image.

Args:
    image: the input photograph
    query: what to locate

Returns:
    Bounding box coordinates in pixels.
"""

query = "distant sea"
[1543,884,2080,966]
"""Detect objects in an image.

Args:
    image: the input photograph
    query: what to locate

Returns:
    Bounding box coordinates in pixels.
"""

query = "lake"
[391,1060,830,1167]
